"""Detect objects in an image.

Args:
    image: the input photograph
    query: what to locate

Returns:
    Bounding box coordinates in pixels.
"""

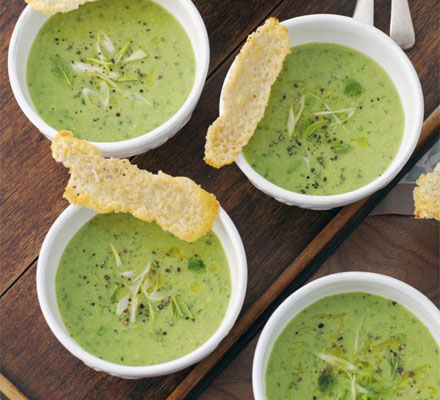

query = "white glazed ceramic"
[220,15,424,210]
[37,205,247,378]
[8,0,209,158]
[252,272,440,399]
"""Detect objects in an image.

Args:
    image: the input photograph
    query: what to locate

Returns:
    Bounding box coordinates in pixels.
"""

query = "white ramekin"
[37,205,247,378]
[252,272,440,399]
[8,0,209,158]
[220,15,424,210]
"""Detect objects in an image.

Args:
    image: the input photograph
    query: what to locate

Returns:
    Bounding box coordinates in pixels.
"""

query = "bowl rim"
[220,14,424,208]
[252,271,440,399]
[8,0,210,157]
[36,205,247,378]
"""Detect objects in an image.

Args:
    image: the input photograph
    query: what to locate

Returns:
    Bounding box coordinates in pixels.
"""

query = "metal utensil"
[353,0,374,25]
[390,0,415,50]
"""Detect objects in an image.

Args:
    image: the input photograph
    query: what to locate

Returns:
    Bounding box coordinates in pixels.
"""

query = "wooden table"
[1,0,438,399]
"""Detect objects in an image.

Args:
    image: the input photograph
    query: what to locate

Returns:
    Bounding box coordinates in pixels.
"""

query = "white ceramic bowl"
[252,272,440,399]
[37,205,247,378]
[220,15,424,209]
[8,0,209,158]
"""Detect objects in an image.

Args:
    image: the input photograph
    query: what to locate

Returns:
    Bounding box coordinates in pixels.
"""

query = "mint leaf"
[188,258,206,271]
[51,55,73,86]
[318,373,336,392]
[344,79,363,96]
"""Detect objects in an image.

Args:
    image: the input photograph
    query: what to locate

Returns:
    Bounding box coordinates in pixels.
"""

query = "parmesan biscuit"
[52,131,220,242]
[413,162,440,221]
[204,17,290,168]
[25,0,96,14]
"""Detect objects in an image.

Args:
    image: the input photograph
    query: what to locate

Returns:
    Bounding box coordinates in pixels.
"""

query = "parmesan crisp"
[25,0,97,14]
[204,18,290,168]
[51,131,220,241]
[413,162,440,221]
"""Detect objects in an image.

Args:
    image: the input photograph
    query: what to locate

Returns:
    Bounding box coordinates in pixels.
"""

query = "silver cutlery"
[390,0,416,50]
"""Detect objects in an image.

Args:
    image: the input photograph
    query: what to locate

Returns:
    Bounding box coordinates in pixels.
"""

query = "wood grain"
[0,0,438,399]
[0,0,282,295]
[200,216,440,400]
[168,106,440,399]
[0,373,29,400]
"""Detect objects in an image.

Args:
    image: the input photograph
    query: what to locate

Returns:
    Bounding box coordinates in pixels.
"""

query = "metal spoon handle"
[353,0,374,25]
[390,0,415,50]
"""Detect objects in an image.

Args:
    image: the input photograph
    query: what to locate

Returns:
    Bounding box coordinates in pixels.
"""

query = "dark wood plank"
[169,106,439,398]
[1,0,438,399]
[199,216,440,400]
[0,108,436,400]
[0,0,282,295]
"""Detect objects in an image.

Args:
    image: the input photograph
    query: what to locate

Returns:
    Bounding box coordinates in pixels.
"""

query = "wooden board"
[199,215,440,399]
[0,0,438,399]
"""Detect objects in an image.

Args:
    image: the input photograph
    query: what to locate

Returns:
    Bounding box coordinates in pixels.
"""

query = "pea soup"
[265,292,440,399]
[56,213,230,366]
[243,43,404,195]
[27,0,195,142]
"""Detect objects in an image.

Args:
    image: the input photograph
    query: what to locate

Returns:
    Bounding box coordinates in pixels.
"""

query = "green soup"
[243,43,404,195]
[27,0,195,142]
[56,213,230,366]
[265,293,440,399]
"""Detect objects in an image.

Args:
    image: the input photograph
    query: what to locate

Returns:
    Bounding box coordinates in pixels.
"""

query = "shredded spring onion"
[125,49,147,62]
[317,353,356,371]
[116,293,129,316]
[96,32,115,61]
[71,62,120,80]
[109,242,122,267]
[314,108,355,116]
[287,95,305,137]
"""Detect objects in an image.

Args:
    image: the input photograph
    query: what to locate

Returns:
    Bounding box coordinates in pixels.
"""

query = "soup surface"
[56,213,230,366]
[27,0,195,142]
[243,43,404,195]
[265,292,440,399]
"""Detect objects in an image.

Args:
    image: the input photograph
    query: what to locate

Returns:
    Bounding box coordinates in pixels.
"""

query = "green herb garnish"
[188,258,206,272]
[109,242,122,267]
[334,142,352,154]
[117,74,139,82]
[51,55,73,86]
[353,137,370,148]
[115,40,131,63]
[344,79,364,96]
[302,120,324,139]
[318,372,336,392]
[170,296,183,318]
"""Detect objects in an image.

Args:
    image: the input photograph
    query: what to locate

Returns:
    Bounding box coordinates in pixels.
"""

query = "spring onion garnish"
[81,82,109,107]
[314,108,355,116]
[128,279,143,323]
[133,262,152,283]
[96,32,115,61]
[117,74,139,82]
[287,105,295,137]
[170,296,183,319]
[354,315,366,352]
[71,62,120,80]
[125,49,147,63]
[116,293,129,316]
[302,156,310,171]
[115,40,131,64]
[286,95,305,138]
[317,353,356,371]
[120,270,135,277]
[176,296,194,320]
[148,301,155,325]
[109,242,122,267]
[125,92,151,105]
